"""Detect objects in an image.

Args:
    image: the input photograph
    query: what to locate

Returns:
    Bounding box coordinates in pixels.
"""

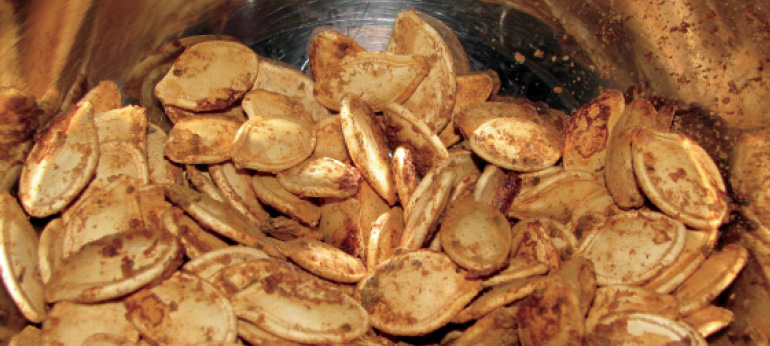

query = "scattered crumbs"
[514,52,526,63]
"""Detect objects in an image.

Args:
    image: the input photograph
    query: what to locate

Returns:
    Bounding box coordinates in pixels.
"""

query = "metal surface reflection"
[207,0,602,111]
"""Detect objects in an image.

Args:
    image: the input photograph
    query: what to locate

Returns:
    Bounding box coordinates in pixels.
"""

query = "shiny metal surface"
[207,0,602,111]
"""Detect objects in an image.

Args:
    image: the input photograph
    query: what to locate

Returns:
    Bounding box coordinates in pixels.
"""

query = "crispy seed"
[160,207,228,259]
[0,141,31,192]
[253,58,331,123]
[238,319,306,346]
[186,164,227,203]
[209,162,270,224]
[142,62,174,130]
[37,218,65,285]
[232,265,369,344]
[482,258,549,287]
[182,246,270,282]
[123,35,239,99]
[165,184,283,258]
[566,189,619,243]
[604,99,659,209]
[276,157,361,198]
[282,238,367,283]
[19,103,99,217]
[510,219,562,272]
[8,325,41,346]
[259,216,324,242]
[391,146,418,205]
[309,30,366,82]
[164,104,247,124]
[360,250,481,335]
[440,73,495,146]
[62,175,144,259]
[93,105,148,149]
[146,125,180,186]
[452,306,519,346]
[588,313,706,346]
[585,285,679,333]
[91,140,150,189]
[155,41,258,112]
[251,174,321,227]
[440,197,511,276]
[77,80,121,114]
[165,115,243,164]
[508,170,604,223]
[41,301,139,346]
[474,164,520,213]
[382,102,448,175]
[125,272,237,345]
[400,171,455,250]
[681,305,734,338]
[562,89,624,172]
[643,228,713,293]
[674,244,749,314]
[318,196,363,256]
[632,128,728,230]
[309,115,351,163]
[231,114,316,172]
[242,89,314,123]
[516,275,584,346]
[366,207,405,270]
[0,193,47,323]
[577,210,686,286]
[340,95,397,205]
[388,10,457,133]
[414,11,471,75]
[45,228,181,303]
[454,276,550,324]
[315,52,429,112]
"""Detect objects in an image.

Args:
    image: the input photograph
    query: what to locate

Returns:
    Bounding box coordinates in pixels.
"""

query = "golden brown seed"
[155,41,259,112]
[230,114,316,172]
[309,30,366,82]
[253,58,331,123]
[359,250,481,336]
[314,52,429,112]
[251,174,321,227]
[562,89,624,172]
[165,115,243,164]
[388,10,457,133]
[281,238,367,283]
[276,157,361,198]
[382,102,448,176]
[19,103,99,217]
[241,89,314,123]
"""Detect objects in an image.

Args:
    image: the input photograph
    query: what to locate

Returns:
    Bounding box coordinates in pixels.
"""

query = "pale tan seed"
[241,89,314,123]
[165,115,243,164]
[253,58,330,123]
[309,30,366,82]
[41,301,139,346]
[93,105,148,150]
[0,193,47,323]
[382,102,448,175]
[276,157,361,198]
[282,238,367,283]
[562,89,624,172]
[251,174,321,227]
[674,244,749,314]
[209,162,270,224]
[19,102,99,217]
[182,246,270,282]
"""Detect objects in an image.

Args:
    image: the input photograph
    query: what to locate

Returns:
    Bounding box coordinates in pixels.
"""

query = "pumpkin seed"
[309,115,351,163]
[673,244,749,314]
[315,52,429,112]
[438,73,495,148]
[340,94,397,205]
[232,263,369,344]
[680,305,733,338]
[366,207,405,270]
[251,174,321,227]
[91,140,150,189]
[77,80,122,114]
[309,30,365,82]
[452,306,519,346]
[19,102,98,217]
[0,193,47,322]
[382,102,448,176]
[147,124,185,186]
[440,197,511,276]
[588,313,706,346]
[585,285,679,333]
[253,58,330,123]
[37,218,65,284]
[388,10,457,133]
[632,127,728,230]
[562,90,624,172]
[41,301,139,346]
[230,114,316,172]
[8,325,41,346]
[209,162,270,224]
[400,171,455,250]
[124,272,237,345]
[155,41,258,112]
[359,250,481,335]
[160,207,228,259]
[577,210,686,286]
[510,218,562,272]
[276,157,361,198]
[474,164,520,213]
[508,170,605,223]
[182,246,270,282]
[482,258,549,288]
[165,184,283,258]
[391,146,418,206]
[516,275,583,346]
[282,238,367,283]
[241,89,314,123]
[165,115,243,164]
[643,228,714,294]
[93,105,148,149]
[45,228,181,303]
